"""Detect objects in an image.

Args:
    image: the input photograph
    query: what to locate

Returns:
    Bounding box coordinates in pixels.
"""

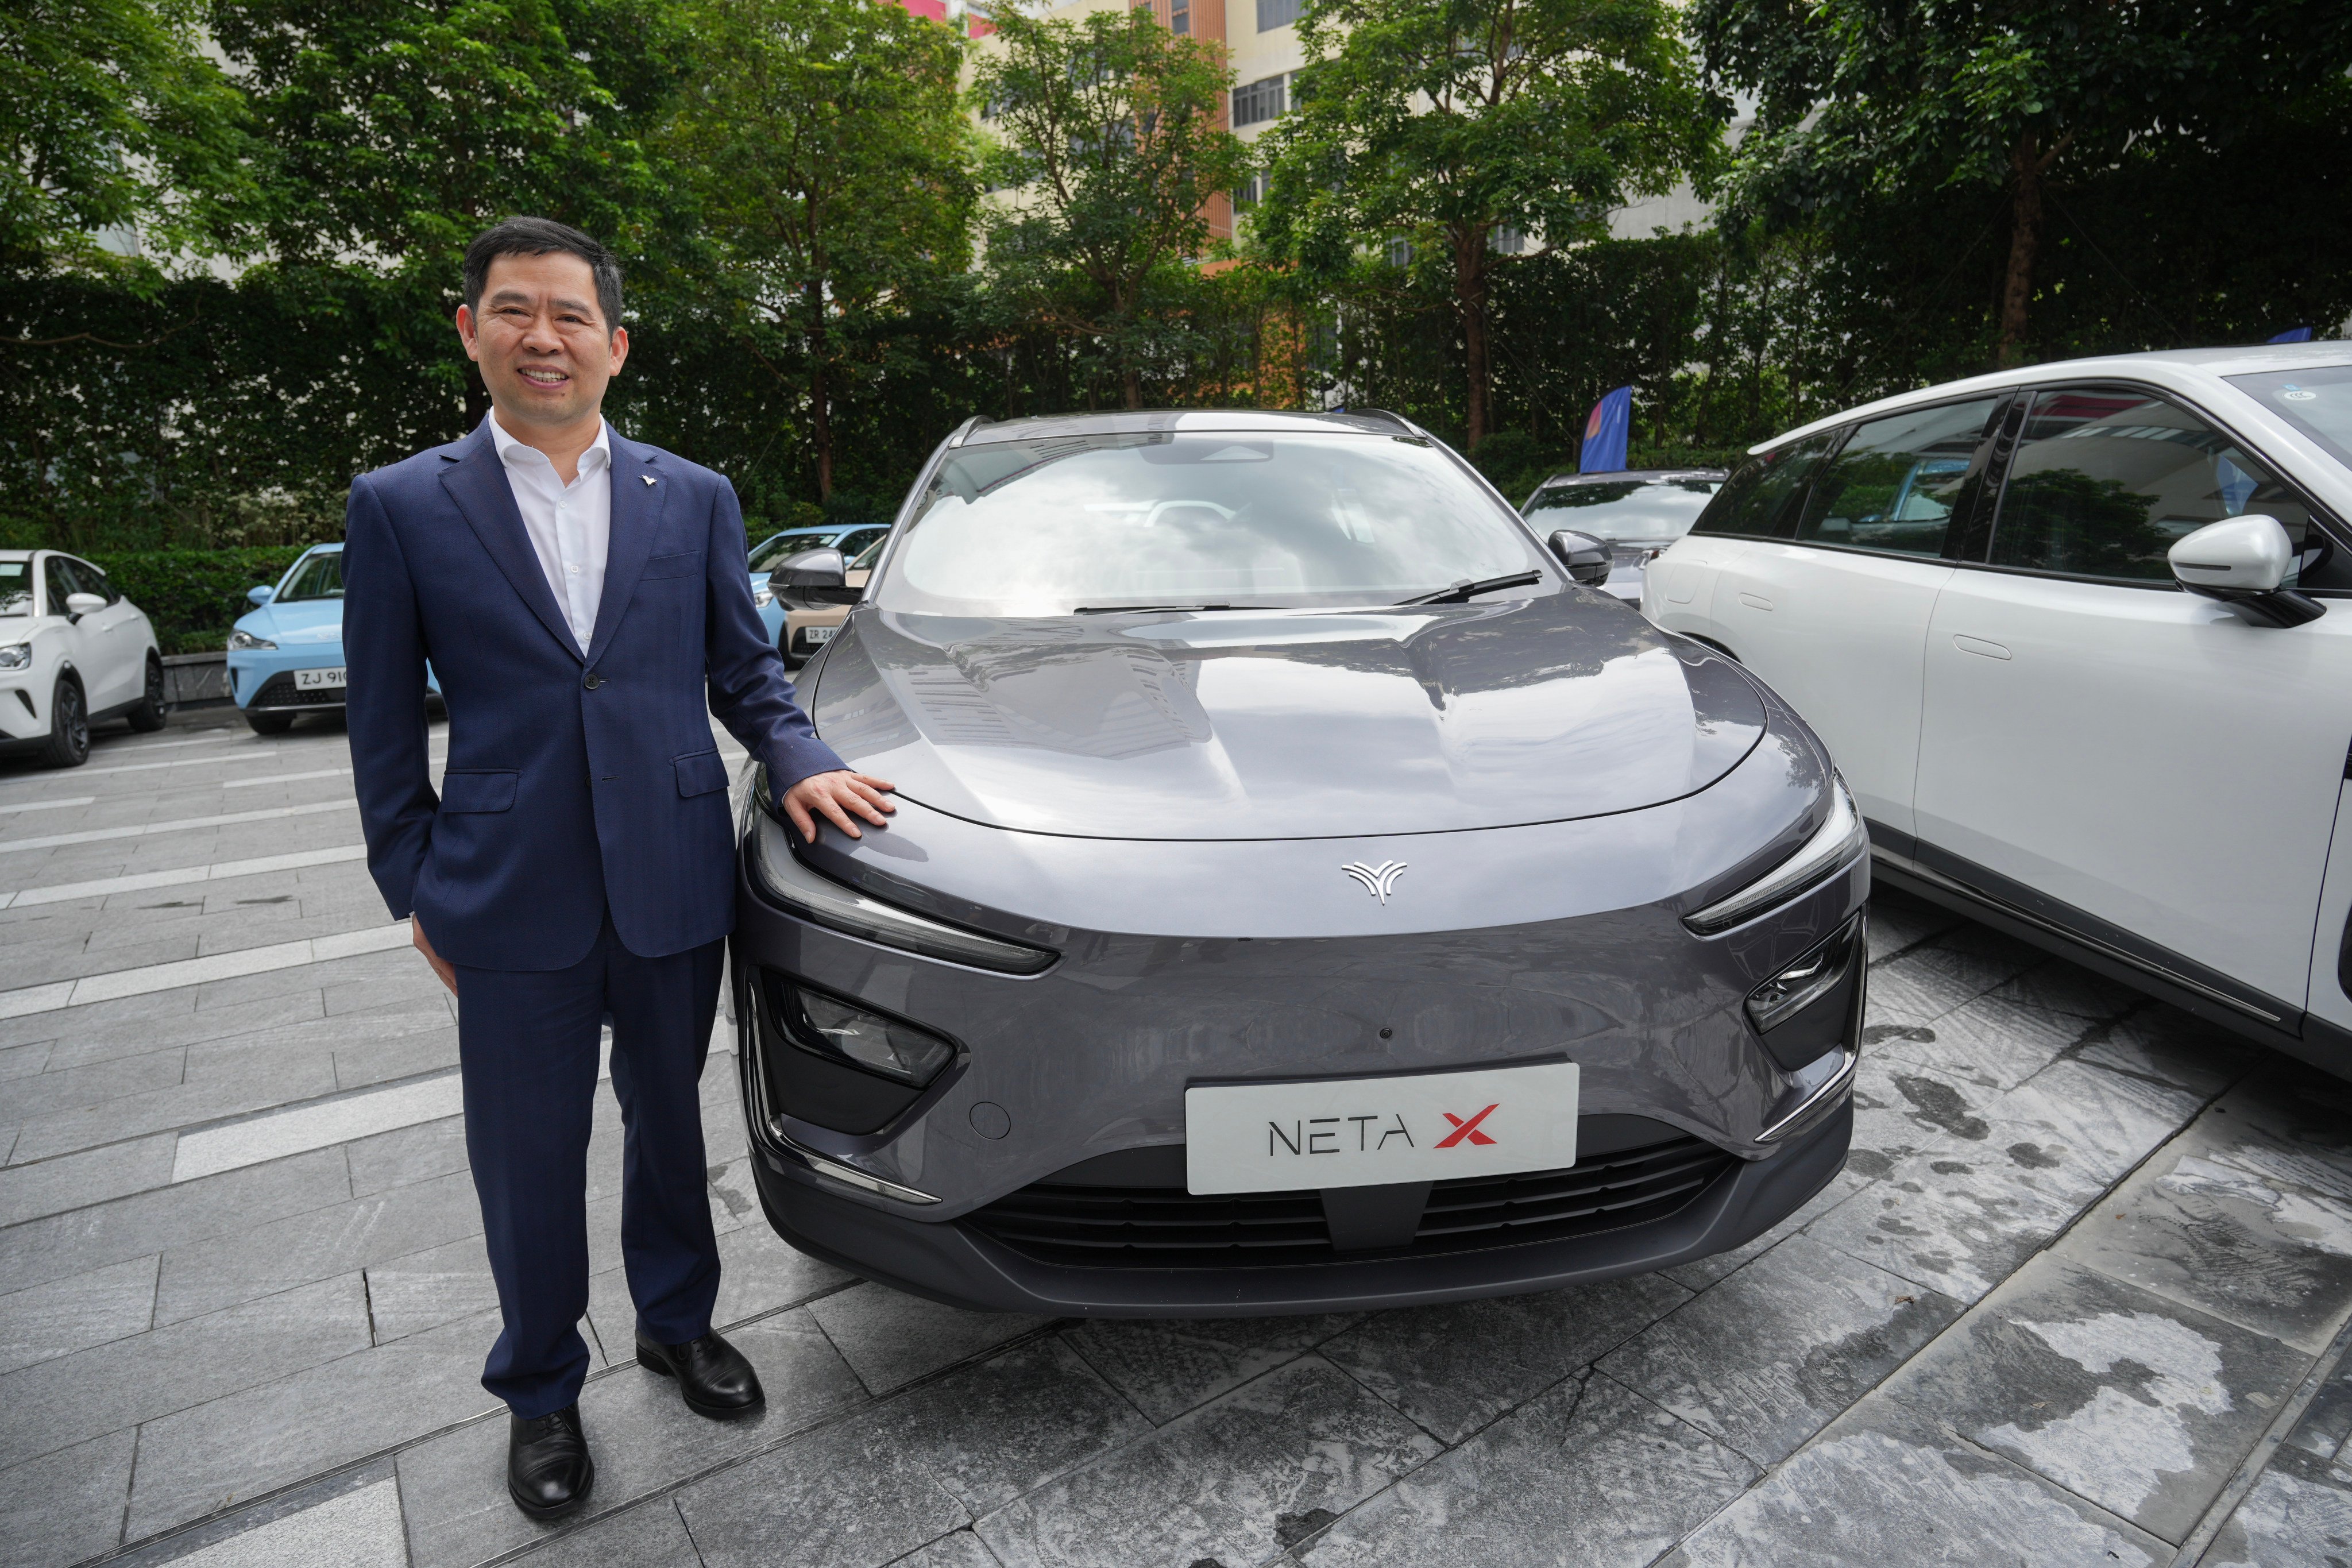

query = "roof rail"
[1342,408,1416,431]
[947,415,994,449]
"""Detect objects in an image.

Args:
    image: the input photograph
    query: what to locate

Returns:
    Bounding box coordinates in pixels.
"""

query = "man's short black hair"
[462,217,624,333]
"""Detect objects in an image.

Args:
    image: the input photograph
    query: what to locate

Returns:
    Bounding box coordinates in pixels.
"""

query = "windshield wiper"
[1393,571,1543,606]
[1070,603,1276,615]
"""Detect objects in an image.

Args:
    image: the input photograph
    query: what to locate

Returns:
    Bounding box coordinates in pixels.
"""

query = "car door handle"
[1739,592,1774,612]
[1953,634,2011,661]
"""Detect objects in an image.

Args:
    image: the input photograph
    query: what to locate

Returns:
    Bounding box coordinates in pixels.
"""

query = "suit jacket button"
[584,673,601,690]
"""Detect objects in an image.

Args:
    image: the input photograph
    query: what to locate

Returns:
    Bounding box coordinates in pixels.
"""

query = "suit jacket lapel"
[438,428,583,662]
[585,434,669,670]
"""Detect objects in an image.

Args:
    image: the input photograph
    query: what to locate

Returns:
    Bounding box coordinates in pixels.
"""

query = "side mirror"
[63,592,107,619]
[772,547,857,605]
[1548,530,1613,588]
[2169,515,2323,628]
[248,585,275,607]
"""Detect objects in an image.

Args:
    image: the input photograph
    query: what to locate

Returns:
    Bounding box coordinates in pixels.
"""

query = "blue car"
[229,544,439,734]
[747,523,890,643]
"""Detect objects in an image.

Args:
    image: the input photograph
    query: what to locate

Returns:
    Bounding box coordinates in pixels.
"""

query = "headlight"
[1685,778,1867,935]
[228,629,276,651]
[0,644,28,671]
[747,810,1057,974]
[768,974,955,1087]
[753,584,775,608]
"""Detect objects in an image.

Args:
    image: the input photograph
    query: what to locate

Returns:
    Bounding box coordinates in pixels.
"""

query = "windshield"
[877,431,1544,615]
[1523,477,1723,542]
[750,532,840,573]
[0,561,27,616]
[276,551,343,603]
[2226,364,2352,473]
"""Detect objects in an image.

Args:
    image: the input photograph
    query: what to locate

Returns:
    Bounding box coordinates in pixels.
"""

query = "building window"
[1489,226,1525,254]
[1170,0,1189,34]
[1258,0,1301,29]
[1385,237,1413,268]
[1233,74,1288,128]
[1234,173,1267,210]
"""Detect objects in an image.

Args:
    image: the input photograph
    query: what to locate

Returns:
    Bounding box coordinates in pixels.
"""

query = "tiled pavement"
[3,711,2351,1567]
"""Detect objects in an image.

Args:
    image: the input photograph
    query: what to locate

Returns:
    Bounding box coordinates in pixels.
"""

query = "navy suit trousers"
[455,916,725,1417]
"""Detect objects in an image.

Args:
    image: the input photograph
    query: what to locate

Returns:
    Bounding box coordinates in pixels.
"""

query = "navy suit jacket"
[343,421,846,970]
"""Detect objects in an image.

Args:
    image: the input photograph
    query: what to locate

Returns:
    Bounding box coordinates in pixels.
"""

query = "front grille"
[965,1134,1735,1270]
[249,674,344,709]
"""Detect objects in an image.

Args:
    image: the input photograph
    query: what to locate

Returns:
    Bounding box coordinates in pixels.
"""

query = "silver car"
[1521,469,1729,603]
[728,409,1865,1316]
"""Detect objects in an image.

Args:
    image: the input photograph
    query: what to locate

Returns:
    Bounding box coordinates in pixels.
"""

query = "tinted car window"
[749,532,841,572]
[1795,398,1996,557]
[882,432,1544,615]
[1691,435,1835,540]
[1523,477,1723,543]
[44,557,78,615]
[834,526,890,558]
[0,560,30,617]
[1990,388,2318,582]
[275,551,345,602]
[2226,363,2352,474]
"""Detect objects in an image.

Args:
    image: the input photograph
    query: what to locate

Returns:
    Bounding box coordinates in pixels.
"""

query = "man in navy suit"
[344,217,894,1520]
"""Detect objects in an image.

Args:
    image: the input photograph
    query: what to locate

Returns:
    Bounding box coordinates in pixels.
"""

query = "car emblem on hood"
[1342,860,1408,903]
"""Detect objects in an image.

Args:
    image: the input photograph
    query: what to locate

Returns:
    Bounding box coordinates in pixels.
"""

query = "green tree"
[971,7,1248,409]
[664,0,975,499]
[1253,0,1713,447]
[0,0,257,279]
[1692,0,2352,365]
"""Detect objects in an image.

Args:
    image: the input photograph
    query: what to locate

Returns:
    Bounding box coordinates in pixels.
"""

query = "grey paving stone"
[0,1271,369,1472]
[0,1253,157,1373]
[808,1281,1052,1395]
[1864,936,2034,1025]
[157,1474,407,1568]
[125,1303,508,1538]
[0,1048,187,1122]
[505,1500,705,1567]
[1662,1393,2168,1567]
[2058,1136,2352,1355]
[586,1225,853,1358]
[2076,1005,2260,1097]
[2199,1442,2352,1568]
[1872,990,2087,1092]
[1602,1233,1964,1466]
[1841,1056,1982,1181]
[365,1233,497,1343]
[400,1307,866,1568]
[34,991,326,1072]
[153,1168,481,1324]
[1066,1312,1360,1424]
[1319,1269,1689,1443]
[331,1025,460,1090]
[1884,1257,2309,1542]
[672,1405,973,1568]
[1982,960,2144,1022]
[1992,1058,2206,1190]
[0,1041,52,1080]
[2285,1357,2352,1462]
[346,1112,469,1197]
[1806,1141,2089,1306]
[7,1050,341,1164]
[1861,892,1959,963]
[883,1531,997,1568]
[1304,1372,1758,1568]
[1664,1167,1871,1292]
[975,1354,1440,1568]
[0,1427,135,1568]
[0,1133,175,1224]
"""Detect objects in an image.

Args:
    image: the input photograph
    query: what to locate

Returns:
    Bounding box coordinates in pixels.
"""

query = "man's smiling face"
[456,250,629,431]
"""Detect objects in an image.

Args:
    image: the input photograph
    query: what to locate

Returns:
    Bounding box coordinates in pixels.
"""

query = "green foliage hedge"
[89,547,312,655]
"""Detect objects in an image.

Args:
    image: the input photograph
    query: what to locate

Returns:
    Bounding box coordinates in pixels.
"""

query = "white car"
[1643,344,2352,1075]
[0,550,167,767]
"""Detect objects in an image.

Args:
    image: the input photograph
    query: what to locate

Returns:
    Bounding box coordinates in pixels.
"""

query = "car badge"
[1342,860,1408,904]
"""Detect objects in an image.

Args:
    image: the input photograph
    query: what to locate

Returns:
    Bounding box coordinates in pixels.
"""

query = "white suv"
[0,550,167,767]
[1644,345,2352,1076]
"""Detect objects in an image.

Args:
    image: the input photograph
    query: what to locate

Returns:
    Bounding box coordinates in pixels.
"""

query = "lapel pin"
[642,475,656,486]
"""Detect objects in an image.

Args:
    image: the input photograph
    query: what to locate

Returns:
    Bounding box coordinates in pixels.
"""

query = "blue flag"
[1579,387,1632,473]
[2270,326,2315,343]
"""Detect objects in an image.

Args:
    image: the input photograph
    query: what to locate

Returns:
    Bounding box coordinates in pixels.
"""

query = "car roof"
[1535,469,1728,486]
[1750,341,2352,455]
[958,408,1419,446]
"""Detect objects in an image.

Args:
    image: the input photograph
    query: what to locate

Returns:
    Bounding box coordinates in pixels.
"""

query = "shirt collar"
[485,410,611,478]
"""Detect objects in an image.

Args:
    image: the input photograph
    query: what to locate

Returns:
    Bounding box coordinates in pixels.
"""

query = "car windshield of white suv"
[1522,477,1722,542]
[2226,364,2352,473]
[0,561,28,616]
[880,431,1545,615]
[275,551,344,602]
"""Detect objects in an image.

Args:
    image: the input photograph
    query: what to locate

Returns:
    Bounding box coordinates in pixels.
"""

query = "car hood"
[237,601,345,646]
[808,593,1767,840]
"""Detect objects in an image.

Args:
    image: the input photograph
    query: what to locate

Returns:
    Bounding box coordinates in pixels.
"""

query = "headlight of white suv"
[1684,778,1868,935]
[0,644,29,671]
[227,629,276,651]
[752,584,775,608]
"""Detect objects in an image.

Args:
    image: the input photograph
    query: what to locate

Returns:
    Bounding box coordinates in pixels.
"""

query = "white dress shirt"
[487,411,612,654]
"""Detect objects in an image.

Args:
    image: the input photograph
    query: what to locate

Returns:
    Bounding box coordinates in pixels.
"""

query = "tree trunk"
[1998,134,2044,368]
[806,278,833,500]
[1455,227,1491,449]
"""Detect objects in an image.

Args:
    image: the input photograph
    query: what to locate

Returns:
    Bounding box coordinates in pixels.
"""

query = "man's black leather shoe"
[636,1329,766,1418]
[507,1404,593,1520]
